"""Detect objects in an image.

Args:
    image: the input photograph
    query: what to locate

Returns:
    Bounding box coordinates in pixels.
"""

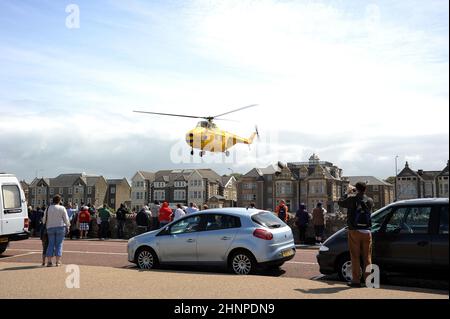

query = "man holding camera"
[338,182,374,288]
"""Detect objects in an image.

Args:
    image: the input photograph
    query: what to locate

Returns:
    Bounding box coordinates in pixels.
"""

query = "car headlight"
[319,245,329,252]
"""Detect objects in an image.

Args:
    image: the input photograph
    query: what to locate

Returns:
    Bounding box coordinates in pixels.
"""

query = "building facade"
[29,173,108,208]
[20,180,30,206]
[106,178,131,211]
[130,171,155,211]
[345,176,394,210]
[396,161,449,200]
[237,154,349,214]
[130,168,235,209]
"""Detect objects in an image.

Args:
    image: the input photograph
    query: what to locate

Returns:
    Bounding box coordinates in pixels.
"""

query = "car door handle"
[221,236,232,241]
[417,241,429,247]
[186,239,195,243]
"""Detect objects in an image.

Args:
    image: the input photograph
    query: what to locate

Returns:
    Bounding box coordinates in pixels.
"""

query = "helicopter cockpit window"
[197,121,208,128]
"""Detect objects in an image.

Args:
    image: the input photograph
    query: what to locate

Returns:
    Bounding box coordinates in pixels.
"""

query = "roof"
[189,207,269,217]
[418,171,441,181]
[49,174,84,187]
[140,171,155,180]
[438,161,449,176]
[397,162,420,178]
[243,164,280,178]
[107,178,131,187]
[86,176,103,187]
[221,175,234,186]
[197,169,222,183]
[30,177,50,187]
[391,198,449,206]
[346,176,393,186]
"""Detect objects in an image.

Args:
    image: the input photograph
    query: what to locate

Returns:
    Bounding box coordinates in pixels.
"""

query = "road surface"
[1,238,447,291]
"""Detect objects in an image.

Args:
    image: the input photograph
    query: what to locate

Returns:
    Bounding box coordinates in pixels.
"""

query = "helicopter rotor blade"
[133,110,205,120]
[213,104,258,119]
[215,118,240,123]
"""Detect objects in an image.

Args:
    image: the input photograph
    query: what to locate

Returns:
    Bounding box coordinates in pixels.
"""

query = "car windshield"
[252,211,286,229]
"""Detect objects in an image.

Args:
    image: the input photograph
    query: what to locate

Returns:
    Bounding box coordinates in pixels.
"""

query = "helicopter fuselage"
[185,125,255,153]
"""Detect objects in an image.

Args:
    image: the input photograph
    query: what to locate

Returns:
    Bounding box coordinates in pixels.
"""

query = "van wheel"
[229,250,255,275]
[337,254,362,282]
[136,247,159,270]
[0,243,7,255]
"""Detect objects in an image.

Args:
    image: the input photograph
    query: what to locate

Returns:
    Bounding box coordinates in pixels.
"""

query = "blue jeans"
[46,227,66,257]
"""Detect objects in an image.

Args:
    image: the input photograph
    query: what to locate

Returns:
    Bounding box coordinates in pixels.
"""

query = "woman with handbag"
[43,195,70,267]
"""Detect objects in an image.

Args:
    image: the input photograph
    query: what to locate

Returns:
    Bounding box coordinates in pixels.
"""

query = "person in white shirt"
[185,202,199,215]
[174,204,186,221]
[42,195,70,267]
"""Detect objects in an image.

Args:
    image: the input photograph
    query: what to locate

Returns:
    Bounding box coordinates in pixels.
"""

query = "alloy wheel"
[232,254,252,275]
[137,250,154,270]
[341,260,363,283]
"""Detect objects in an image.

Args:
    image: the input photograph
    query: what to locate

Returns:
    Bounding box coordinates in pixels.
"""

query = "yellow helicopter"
[133,104,259,157]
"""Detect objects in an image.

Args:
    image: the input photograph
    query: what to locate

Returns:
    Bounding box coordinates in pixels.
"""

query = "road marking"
[8,248,127,256]
[13,240,126,248]
[286,261,318,265]
[0,252,38,260]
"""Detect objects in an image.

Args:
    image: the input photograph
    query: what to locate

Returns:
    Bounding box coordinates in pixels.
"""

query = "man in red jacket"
[158,202,173,228]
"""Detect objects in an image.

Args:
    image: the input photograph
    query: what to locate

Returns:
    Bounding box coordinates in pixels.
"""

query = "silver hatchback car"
[127,208,296,275]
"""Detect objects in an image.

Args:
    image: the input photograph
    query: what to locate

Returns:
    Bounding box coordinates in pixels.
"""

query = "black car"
[317,198,449,282]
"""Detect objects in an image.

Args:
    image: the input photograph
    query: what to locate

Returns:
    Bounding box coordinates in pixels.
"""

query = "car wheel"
[230,251,255,275]
[0,243,7,255]
[337,255,362,282]
[136,247,158,270]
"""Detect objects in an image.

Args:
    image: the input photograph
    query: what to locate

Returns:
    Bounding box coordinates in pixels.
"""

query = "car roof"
[191,207,266,217]
[390,198,449,206]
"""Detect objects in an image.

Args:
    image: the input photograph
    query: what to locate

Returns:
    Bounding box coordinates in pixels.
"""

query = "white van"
[0,173,30,254]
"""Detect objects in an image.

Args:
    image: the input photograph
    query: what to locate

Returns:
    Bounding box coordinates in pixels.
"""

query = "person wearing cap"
[78,206,91,239]
[312,202,327,244]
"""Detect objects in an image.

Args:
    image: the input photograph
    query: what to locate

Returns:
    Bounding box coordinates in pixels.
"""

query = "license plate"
[0,238,8,243]
[282,249,294,257]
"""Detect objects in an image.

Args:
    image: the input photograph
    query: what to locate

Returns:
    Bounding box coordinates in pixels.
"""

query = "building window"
[68,188,73,195]
[174,190,186,201]
[111,198,115,205]
[243,194,257,201]
[243,183,256,190]
[373,185,379,191]
[276,182,292,196]
[154,190,165,201]
[59,188,63,194]
[110,187,116,194]
[87,187,92,195]
[49,188,54,195]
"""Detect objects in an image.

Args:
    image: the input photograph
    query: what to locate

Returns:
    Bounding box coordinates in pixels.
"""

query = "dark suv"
[317,198,449,282]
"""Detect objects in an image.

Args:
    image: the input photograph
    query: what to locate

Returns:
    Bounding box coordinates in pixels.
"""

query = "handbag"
[40,207,49,242]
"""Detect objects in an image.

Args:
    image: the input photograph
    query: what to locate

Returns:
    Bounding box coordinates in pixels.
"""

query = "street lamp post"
[394,155,399,201]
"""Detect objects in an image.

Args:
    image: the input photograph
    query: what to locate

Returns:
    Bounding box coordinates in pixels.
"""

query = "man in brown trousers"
[338,182,374,288]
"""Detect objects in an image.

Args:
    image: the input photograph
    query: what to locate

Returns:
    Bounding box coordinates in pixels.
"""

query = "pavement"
[0,261,447,299]
[0,238,448,298]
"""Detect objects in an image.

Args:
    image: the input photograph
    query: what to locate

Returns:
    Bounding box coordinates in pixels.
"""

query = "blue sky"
[0,0,448,182]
